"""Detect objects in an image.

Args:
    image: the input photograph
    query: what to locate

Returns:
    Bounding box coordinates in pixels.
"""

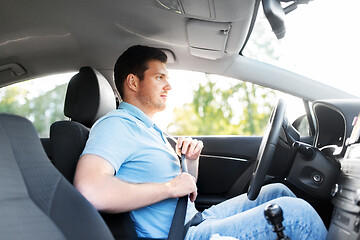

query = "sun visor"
[187,19,231,60]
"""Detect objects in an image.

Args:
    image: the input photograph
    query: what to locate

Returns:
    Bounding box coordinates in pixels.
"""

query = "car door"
[163,71,310,210]
[195,136,261,210]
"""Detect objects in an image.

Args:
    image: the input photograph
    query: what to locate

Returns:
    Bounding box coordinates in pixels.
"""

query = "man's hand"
[176,137,203,161]
[75,154,199,212]
[167,172,198,202]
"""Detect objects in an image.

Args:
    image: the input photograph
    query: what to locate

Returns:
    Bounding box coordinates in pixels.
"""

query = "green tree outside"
[0,83,67,137]
[0,86,28,115]
[167,74,276,136]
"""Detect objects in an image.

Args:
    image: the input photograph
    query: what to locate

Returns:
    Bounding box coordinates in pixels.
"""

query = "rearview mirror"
[262,0,286,39]
[262,0,312,39]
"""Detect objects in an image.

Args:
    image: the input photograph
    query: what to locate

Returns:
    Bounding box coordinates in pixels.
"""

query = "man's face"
[136,60,171,116]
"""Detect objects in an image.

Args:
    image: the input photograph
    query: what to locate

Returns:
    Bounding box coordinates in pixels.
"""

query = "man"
[74,45,327,239]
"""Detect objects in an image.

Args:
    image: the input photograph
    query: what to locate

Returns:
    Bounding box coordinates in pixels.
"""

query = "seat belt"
[165,133,189,240]
[165,134,203,240]
[168,153,188,240]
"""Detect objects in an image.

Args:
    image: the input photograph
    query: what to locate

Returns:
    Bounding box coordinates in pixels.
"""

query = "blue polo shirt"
[82,102,197,238]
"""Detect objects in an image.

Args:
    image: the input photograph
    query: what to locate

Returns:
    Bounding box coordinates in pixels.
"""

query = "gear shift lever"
[264,204,290,240]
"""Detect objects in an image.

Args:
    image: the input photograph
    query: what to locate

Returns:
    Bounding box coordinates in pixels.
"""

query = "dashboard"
[283,99,360,200]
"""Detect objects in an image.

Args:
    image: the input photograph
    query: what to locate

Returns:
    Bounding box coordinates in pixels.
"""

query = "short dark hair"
[114,45,167,99]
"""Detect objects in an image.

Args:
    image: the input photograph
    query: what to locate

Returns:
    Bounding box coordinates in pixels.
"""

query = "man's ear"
[125,74,139,92]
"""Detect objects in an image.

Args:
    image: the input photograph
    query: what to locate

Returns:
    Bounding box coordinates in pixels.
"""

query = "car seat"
[0,113,115,239]
[50,66,116,183]
[49,67,140,239]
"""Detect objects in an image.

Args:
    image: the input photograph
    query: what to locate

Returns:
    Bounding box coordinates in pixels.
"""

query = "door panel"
[192,136,262,210]
[196,136,262,159]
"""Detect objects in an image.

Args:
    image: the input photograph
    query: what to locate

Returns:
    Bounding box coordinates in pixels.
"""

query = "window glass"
[154,70,307,136]
[0,71,308,138]
[0,73,73,137]
[243,0,360,97]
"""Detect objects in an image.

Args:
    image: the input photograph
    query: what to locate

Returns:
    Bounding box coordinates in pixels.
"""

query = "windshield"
[244,0,360,98]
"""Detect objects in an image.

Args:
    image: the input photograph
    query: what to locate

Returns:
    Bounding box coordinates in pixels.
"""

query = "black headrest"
[64,67,116,128]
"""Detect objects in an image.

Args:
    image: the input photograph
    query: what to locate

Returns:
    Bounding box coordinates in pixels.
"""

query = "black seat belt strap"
[167,153,188,240]
[168,195,188,240]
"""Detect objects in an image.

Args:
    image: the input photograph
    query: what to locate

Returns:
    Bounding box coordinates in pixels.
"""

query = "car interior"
[1,0,360,239]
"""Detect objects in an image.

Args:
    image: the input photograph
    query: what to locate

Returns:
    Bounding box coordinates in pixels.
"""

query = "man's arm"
[74,154,197,213]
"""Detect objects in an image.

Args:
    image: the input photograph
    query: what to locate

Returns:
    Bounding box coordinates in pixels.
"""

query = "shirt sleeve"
[81,116,138,174]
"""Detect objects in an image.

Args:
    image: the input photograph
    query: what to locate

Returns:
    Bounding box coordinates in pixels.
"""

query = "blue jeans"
[185,183,327,240]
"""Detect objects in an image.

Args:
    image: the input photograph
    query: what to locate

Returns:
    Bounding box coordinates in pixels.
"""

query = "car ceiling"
[0,0,257,86]
[1,0,356,101]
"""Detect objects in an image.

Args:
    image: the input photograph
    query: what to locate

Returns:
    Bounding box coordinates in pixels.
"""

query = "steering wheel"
[247,99,286,200]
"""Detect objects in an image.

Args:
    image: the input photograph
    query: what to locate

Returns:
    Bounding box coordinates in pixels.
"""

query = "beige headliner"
[0,0,355,100]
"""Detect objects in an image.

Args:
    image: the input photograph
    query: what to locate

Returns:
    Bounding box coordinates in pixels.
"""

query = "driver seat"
[50,66,116,183]
[49,66,139,239]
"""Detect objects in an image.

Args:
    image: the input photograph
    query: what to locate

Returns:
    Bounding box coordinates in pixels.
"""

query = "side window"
[0,73,72,137]
[277,92,310,137]
[154,70,308,136]
[293,115,311,136]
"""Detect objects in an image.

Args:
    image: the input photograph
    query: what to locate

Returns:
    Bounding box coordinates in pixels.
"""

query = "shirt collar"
[118,102,154,128]
[119,102,167,143]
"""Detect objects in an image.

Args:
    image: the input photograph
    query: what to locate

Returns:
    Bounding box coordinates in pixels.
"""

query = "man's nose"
[164,80,172,91]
